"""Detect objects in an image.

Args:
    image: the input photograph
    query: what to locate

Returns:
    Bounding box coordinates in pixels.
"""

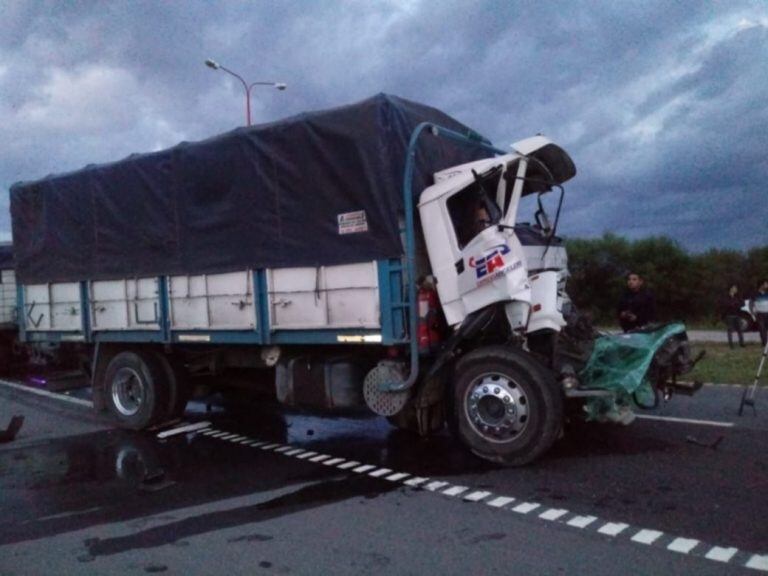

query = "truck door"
[443,166,531,323]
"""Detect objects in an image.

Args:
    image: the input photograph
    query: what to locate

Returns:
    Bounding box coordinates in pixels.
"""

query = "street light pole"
[205,59,287,126]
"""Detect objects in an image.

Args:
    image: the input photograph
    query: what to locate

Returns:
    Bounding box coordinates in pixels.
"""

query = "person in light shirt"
[751,278,768,347]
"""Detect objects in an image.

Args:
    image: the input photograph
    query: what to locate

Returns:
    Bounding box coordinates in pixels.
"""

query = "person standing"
[720,284,745,349]
[751,279,768,347]
[617,272,656,332]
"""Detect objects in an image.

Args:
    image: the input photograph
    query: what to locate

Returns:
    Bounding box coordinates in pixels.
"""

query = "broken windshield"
[446,165,503,249]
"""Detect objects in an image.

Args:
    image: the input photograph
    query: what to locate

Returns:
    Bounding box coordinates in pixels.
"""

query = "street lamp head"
[204,59,220,70]
[275,83,287,91]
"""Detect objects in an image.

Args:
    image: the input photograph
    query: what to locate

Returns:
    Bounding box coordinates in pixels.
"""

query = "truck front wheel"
[452,346,562,466]
[105,351,169,430]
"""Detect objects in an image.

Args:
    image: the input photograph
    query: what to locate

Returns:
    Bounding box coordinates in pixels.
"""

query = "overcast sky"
[1,1,766,252]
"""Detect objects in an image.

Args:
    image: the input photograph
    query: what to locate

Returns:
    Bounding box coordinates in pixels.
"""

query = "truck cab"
[418,136,575,334]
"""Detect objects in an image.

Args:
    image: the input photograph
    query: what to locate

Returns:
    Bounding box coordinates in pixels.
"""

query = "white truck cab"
[418,136,576,334]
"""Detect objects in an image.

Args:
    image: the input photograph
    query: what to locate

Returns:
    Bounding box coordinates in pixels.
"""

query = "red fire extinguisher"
[417,279,442,355]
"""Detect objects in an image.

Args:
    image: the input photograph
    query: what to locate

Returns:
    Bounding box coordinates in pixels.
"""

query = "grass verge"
[687,342,766,385]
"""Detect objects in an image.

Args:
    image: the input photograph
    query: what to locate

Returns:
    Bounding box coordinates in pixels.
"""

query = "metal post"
[739,339,767,415]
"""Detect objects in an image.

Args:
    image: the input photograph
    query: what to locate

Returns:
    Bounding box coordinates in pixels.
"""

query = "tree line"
[564,234,768,325]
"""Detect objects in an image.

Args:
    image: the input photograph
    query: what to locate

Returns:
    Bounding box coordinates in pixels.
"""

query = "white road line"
[486,496,515,508]
[404,477,430,487]
[512,502,540,514]
[36,506,102,522]
[369,468,393,478]
[156,421,211,438]
[239,439,255,445]
[705,547,738,563]
[248,442,269,448]
[322,458,346,466]
[442,486,468,497]
[539,509,568,521]
[424,481,449,492]
[385,472,410,482]
[746,555,768,571]
[337,461,361,470]
[353,464,377,474]
[296,451,318,459]
[309,454,331,463]
[274,446,293,453]
[210,432,230,438]
[598,522,629,537]
[635,414,734,428]
[464,491,492,502]
[0,379,93,408]
[227,435,248,443]
[200,429,219,436]
[260,443,282,450]
[567,515,597,529]
[284,449,305,456]
[219,434,239,441]
[631,529,664,545]
[667,537,699,554]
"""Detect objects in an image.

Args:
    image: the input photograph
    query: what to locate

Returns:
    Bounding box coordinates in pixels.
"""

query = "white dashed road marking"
[464,491,492,502]
[567,515,597,529]
[442,486,468,497]
[404,477,429,487]
[631,529,664,545]
[747,556,768,571]
[424,481,449,492]
[598,522,629,537]
[668,538,699,554]
[512,502,540,514]
[385,473,410,482]
[539,509,568,521]
[486,496,515,508]
[156,421,211,438]
[322,457,346,466]
[705,547,738,563]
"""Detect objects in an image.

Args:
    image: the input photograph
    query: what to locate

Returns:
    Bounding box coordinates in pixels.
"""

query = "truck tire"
[104,351,169,430]
[452,346,562,466]
[152,352,190,420]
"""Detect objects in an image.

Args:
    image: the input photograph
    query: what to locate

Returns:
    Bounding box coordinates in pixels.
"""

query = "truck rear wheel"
[105,351,169,430]
[452,346,562,466]
[152,352,190,420]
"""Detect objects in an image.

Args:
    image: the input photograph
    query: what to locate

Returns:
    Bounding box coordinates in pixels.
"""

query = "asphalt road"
[0,379,766,575]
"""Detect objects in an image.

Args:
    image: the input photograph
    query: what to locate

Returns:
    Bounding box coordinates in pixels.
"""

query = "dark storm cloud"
[0,0,765,249]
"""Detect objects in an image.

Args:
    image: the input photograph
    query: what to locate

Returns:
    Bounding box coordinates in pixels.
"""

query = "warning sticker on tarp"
[338,210,368,235]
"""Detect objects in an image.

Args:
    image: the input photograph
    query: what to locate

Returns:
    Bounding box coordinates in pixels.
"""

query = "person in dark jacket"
[617,272,656,332]
[719,284,745,349]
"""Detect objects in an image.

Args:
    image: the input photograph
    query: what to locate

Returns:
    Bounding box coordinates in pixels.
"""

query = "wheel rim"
[111,367,145,417]
[465,372,529,443]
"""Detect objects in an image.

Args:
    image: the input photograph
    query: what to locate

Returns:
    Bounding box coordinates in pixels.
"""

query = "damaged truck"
[8,94,701,465]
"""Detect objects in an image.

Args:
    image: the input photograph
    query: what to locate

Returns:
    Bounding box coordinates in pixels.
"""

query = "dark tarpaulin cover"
[0,244,12,270]
[10,93,491,284]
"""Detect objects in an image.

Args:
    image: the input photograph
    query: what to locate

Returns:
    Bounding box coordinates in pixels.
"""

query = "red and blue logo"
[469,244,511,279]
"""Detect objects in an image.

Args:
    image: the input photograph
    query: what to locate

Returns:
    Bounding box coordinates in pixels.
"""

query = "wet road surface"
[0,377,766,575]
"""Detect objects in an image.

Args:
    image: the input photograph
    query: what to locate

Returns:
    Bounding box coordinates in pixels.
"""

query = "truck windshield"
[447,166,503,249]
